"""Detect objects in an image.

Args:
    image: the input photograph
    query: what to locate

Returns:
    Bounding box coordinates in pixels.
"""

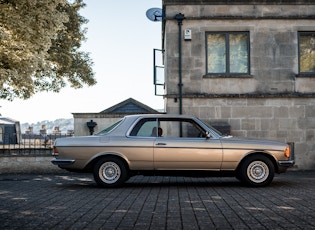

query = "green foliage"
[0,0,96,100]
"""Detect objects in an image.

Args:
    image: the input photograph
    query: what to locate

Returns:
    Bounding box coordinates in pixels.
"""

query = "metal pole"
[174,13,185,115]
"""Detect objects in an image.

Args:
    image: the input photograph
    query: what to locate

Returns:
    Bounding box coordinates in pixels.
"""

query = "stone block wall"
[0,156,63,174]
[164,4,315,96]
[167,97,315,169]
[73,113,123,136]
[163,1,315,169]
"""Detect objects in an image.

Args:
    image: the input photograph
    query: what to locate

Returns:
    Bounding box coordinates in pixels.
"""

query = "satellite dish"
[146,8,163,22]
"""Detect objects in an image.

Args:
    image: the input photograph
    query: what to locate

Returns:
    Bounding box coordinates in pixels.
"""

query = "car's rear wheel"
[238,155,275,187]
[93,157,128,188]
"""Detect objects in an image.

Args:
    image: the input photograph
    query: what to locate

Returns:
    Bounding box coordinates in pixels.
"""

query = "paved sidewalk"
[0,170,314,229]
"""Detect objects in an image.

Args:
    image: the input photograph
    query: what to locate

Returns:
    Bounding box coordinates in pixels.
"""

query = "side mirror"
[206,131,211,139]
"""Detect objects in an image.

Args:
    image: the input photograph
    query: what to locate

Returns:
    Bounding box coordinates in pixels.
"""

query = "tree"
[0,0,96,100]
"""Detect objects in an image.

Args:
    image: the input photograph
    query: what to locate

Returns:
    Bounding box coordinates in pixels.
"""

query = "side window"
[299,32,315,74]
[129,118,157,137]
[159,119,206,138]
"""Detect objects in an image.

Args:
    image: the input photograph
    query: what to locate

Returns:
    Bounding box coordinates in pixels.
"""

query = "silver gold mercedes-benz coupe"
[52,114,294,187]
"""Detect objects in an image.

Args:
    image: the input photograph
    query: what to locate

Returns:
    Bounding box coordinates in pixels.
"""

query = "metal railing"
[0,134,71,156]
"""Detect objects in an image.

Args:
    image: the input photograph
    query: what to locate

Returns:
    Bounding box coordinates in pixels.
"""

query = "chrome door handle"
[156,143,167,146]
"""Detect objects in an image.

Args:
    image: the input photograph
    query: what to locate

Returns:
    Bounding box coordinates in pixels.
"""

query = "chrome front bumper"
[278,160,295,173]
[278,160,295,167]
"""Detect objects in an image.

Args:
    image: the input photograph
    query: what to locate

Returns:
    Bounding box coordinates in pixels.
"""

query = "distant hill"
[21,118,74,134]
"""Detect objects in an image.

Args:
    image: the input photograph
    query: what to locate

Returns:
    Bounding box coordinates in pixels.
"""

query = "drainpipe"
[174,13,185,115]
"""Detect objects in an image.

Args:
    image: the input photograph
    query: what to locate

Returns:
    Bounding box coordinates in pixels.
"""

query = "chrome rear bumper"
[51,158,75,166]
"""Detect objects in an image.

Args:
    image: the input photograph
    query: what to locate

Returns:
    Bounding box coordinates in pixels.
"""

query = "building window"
[299,32,315,74]
[206,32,250,75]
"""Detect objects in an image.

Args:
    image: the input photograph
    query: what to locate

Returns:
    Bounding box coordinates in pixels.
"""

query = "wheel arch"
[236,151,279,174]
[84,152,130,172]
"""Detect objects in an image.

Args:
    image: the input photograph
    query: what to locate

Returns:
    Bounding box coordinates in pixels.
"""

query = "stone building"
[73,98,160,136]
[161,0,315,169]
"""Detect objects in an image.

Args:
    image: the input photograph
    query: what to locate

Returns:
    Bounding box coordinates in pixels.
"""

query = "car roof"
[124,114,198,120]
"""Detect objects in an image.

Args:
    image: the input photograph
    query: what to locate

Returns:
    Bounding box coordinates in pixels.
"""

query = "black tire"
[93,157,128,188]
[238,155,275,187]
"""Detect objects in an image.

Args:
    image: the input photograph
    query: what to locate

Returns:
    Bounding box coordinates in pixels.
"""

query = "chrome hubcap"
[99,162,121,184]
[247,161,269,183]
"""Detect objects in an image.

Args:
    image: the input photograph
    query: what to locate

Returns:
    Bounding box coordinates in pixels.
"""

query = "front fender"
[236,151,279,172]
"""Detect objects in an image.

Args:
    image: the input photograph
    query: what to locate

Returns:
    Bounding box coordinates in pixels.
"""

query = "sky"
[0,0,164,124]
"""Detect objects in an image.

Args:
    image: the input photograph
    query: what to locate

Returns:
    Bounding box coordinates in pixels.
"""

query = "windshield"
[96,119,123,135]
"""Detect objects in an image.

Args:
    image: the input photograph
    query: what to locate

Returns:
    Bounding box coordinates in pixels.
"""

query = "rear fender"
[85,151,130,171]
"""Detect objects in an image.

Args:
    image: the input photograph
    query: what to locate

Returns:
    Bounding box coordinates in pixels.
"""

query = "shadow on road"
[47,174,296,190]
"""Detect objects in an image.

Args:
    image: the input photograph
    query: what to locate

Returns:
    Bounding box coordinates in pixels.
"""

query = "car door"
[126,118,157,170]
[153,118,223,170]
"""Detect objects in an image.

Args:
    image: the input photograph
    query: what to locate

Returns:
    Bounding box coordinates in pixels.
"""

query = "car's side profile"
[52,114,294,187]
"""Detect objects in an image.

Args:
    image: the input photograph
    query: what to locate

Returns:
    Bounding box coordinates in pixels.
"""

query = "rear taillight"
[52,146,59,156]
[284,146,290,158]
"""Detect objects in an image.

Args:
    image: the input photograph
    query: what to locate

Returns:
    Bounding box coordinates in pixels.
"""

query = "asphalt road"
[0,170,314,229]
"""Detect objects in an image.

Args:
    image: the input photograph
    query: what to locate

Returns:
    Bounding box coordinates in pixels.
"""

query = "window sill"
[296,74,315,78]
[203,74,253,78]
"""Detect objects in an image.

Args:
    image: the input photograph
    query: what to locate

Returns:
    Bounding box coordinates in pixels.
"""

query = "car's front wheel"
[238,155,275,187]
[93,157,128,188]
